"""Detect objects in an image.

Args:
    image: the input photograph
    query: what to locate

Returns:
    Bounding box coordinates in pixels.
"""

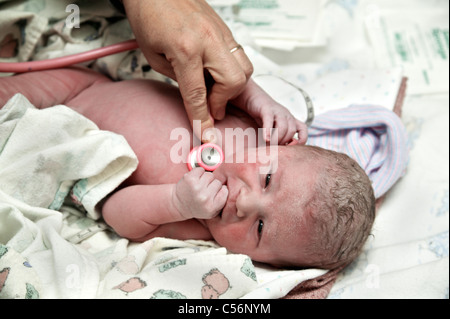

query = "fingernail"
[202,126,221,144]
[202,131,217,144]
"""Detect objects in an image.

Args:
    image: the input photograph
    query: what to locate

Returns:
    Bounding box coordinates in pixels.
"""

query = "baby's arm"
[0,67,110,108]
[231,78,308,145]
[102,168,228,240]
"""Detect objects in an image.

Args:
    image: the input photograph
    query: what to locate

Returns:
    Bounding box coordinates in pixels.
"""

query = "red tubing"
[0,39,139,73]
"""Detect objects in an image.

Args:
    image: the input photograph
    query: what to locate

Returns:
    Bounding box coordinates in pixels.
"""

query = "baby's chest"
[128,140,191,185]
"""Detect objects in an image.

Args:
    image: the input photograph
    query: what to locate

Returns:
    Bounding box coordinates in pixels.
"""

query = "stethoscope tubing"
[0,39,139,73]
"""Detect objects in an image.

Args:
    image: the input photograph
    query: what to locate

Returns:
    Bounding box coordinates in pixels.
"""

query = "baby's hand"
[232,79,308,145]
[252,100,308,145]
[172,168,228,220]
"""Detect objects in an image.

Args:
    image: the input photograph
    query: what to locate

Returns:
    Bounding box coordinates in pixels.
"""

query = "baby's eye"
[264,174,272,188]
[258,220,264,235]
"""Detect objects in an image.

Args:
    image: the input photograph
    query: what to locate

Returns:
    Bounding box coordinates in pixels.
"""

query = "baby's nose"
[236,188,254,218]
[236,209,245,218]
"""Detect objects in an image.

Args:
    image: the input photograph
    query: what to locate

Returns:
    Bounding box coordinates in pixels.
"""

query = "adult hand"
[122,0,254,142]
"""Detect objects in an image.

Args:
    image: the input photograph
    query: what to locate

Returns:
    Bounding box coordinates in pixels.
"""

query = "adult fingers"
[206,45,254,121]
[231,46,254,81]
[144,51,176,80]
[173,53,216,143]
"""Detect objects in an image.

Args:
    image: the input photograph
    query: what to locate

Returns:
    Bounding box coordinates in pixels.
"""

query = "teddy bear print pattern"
[105,241,258,299]
[0,245,40,299]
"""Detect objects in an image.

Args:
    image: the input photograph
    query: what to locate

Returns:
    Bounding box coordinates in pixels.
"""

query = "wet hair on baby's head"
[298,146,376,270]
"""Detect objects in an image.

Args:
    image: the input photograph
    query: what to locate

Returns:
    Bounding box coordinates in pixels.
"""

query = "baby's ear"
[287,139,299,146]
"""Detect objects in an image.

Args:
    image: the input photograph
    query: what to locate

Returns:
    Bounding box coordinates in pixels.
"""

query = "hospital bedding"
[0,0,448,299]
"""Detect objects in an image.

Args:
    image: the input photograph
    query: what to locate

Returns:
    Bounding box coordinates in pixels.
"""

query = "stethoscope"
[0,39,139,73]
[187,143,224,172]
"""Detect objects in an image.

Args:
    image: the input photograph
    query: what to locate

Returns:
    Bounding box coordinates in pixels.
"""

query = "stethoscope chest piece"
[187,143,224,172]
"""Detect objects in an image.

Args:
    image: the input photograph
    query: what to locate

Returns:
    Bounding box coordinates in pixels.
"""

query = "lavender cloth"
[308,104,409,199]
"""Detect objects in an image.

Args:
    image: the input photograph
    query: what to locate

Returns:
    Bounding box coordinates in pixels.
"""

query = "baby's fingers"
[295,119,308,145]
[262,113,275,142]
[276,119,292,145]
[276,117,309,145]
[214,185,229,211]
[206,180,228,218]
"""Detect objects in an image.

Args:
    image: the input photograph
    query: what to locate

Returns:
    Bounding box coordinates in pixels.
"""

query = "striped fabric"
[307,105,409,199]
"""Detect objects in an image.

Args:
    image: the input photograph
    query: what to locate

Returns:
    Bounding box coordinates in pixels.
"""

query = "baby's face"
[206,145,320,266]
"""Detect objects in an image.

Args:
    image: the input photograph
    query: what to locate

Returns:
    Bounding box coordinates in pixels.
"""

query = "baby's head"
[206,144,375,270]
[291,145,376,269]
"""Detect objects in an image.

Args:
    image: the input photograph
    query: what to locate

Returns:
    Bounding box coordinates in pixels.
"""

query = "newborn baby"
[0,67,375,269]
